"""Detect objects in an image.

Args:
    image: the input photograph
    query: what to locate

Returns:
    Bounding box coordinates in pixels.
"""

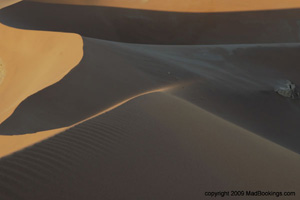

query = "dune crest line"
[25,0,300,12]
[0,85,180,158]
[0,0,21,9]
[0,23,83,125]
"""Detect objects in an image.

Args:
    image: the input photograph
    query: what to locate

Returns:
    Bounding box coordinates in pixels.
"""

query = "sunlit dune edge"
[0,0,22,9]
[0,23,83,125]
[1,83,299,160]
[2,90,300,196]
[0,127,67,158]
[0,85,176,158]
[25,0,300,12]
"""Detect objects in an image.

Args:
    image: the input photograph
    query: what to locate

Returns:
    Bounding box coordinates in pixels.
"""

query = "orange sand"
[0,4,83,158]
[26,0,300,12]
[0,0,21,9]
[0,23,83,124]
[0,127,67,158]
[0,86,174,158]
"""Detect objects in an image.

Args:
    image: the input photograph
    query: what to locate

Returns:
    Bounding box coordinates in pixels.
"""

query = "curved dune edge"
[0,0,21,9]
[0,86,175,158]
[0,127,67,158]
[0,92,298,199]
[25,0,300,12]
[0,84,299,159]
[0,23,83,125]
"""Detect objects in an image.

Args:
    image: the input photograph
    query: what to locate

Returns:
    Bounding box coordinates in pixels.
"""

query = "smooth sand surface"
[0,0,21,9]
[1,38,300,154]
[0,58,5,85]
[0,6,83,159]
[0,128,67,158]
[0,92,299,199]
[25,0,300,12]
[0,1,300,199]
[0,86,174,158]
[0,23,83,124]
[2,2,300,44]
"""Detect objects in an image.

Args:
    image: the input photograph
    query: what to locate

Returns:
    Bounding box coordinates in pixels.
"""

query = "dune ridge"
[24,0,300,12]
[0,0,300,199]
[3,2,300,45]
[0,0,21,9]
[0,92,299,199]
[0,23,83,125]
[1,37,300,154]
[0,85,179,158]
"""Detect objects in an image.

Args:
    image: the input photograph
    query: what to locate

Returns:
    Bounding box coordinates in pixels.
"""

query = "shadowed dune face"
[0,22,83,158]
[0,92,299,200]
[0,0,299,198]
[0,128,67,158]
[24,0,300,12]
[0,37,195,135]
[0,23,83,125]
[2,1,300,44]
[1,38,300,154]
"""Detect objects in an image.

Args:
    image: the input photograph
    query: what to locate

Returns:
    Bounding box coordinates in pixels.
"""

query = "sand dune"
[0,128,67,158]
[0,4,83,160]
[0,86,175,158]
[0,0,21,9]
[25,0,300,12]
[2,1,300,44]
[0,0,300,199]
[0,23,83,124]
[0,92,299,199]
[1,38,300,154]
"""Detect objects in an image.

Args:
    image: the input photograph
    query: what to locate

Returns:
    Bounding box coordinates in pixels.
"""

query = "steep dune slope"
[1,1,300,44]
[0,1,299,198]
[0,4,83,158]
[0,23,83,124]
[1,38,300,154]
[0,92,298,199]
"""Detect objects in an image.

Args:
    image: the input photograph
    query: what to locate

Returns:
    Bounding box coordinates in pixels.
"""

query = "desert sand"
[25,0,300,12]
[0,0,300,199]
[0,0,21,9]
[0,4,83,159]
[3,1,300,45]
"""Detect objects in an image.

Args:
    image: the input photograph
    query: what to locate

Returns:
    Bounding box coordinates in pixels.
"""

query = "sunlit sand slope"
[0,0,21,9]
[0,87,172,158]
[25,0,300,12]
[2,2,300,44]
[0,92,298,200]
[0,18,83,158]
[0,128,67,158]
[0,24,83,124]
[1,38,300,154]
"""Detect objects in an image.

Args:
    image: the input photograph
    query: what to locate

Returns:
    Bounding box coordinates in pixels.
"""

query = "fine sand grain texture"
[0,127,67,158]
[0,92,299,200]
